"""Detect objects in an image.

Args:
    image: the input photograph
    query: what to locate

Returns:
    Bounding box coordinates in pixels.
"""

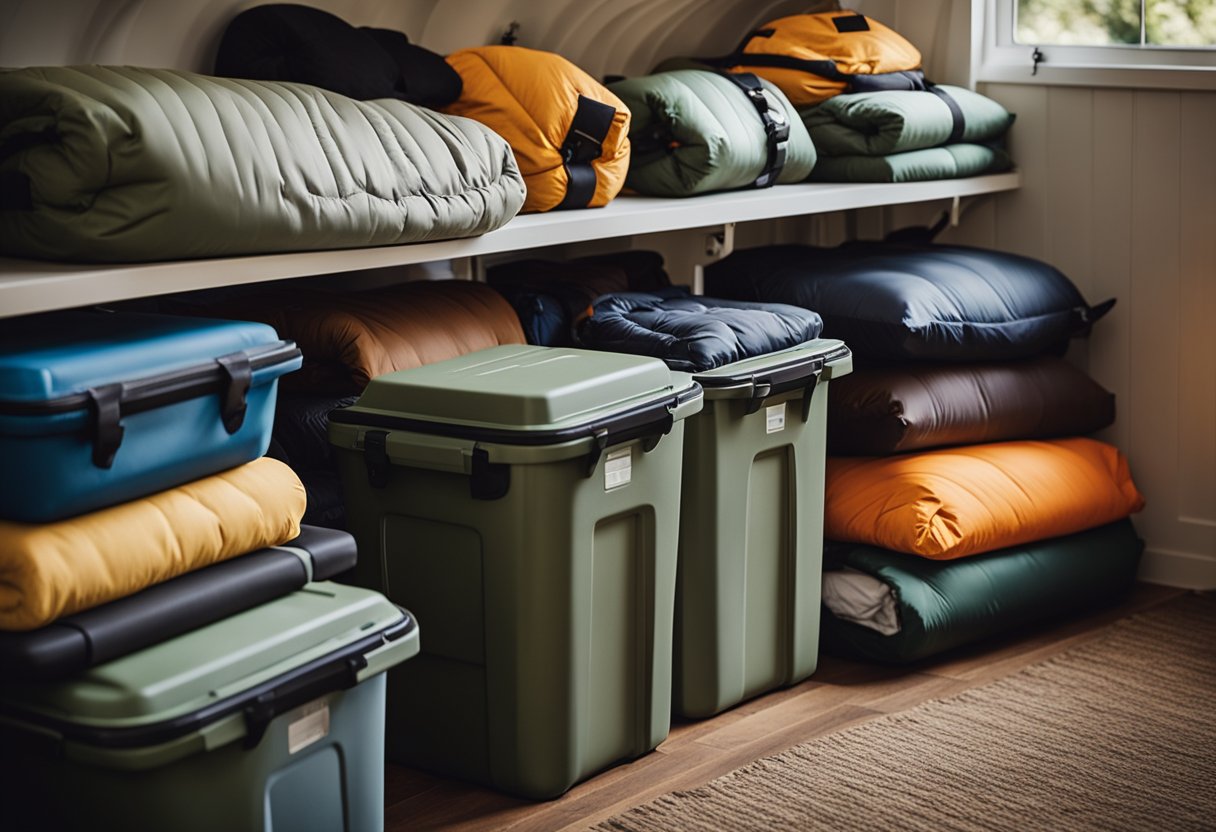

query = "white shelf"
[0,172,1020,319]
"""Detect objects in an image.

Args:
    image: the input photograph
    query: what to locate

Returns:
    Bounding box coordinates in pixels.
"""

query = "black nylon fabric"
[215,4,462,107]
[705,243,1110,362]
[576,288,823,373]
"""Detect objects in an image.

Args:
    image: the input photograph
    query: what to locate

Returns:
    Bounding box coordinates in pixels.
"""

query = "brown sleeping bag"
[227,281,526,394]
[828,358,1116,455]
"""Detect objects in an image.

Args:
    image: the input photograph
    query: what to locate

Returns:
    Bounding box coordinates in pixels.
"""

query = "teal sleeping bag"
[0,66,526,262]
[809,143,1012,183]
[801,86,1014,157]
[821,520,1144,664]
[608,70,816,197]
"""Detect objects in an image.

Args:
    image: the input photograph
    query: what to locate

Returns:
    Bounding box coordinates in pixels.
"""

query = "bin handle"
[241,654,366,749]
[584,407,675,477]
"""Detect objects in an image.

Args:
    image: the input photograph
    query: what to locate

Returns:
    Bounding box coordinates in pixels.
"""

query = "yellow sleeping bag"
[0,457,306,631]
[824,438,1145,560]
[724,11,924,108]
[444,46,631,213]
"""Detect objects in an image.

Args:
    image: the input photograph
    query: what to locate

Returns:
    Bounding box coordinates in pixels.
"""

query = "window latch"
[1031,47,1044,75]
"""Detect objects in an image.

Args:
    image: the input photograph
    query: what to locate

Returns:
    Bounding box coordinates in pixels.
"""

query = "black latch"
[800,370,822,423]
[641,410,675,452]
[242,654,366,749]
[216,352,252,435]
[585,429,611,477]
[469,447,510,500]
[744,380,774,415]
[363,430,391,489]
[85,383,124,469]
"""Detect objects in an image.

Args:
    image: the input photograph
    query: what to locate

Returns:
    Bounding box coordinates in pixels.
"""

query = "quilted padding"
[704,243,1107,361]
[0,458,306,631]
[0,65,525,262]
[808,143,1012,183]
[824,438,1145,559]
[828,357,1116,455]
[578,289,824,372]
[821,520,1143,663]
[232,281,527,394]
[608,70,815,197]
[444,46,631,213]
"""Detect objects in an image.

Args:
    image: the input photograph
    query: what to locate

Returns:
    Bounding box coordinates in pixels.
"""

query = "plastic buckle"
[363,430,391,489]
[216,352,252,435]
[85,383,125,469]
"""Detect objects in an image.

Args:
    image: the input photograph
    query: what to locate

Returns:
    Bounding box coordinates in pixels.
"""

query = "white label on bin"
[604,447,632,491]
[287,698,330,754]
[766,403,787,434]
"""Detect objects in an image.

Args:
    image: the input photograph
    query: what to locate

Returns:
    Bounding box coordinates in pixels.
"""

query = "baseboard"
[1138,548,1216,590]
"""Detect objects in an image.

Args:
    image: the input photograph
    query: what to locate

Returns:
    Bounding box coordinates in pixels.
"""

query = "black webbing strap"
[717,71,790,188]
[927,84,967,144]
[554,95,617,211]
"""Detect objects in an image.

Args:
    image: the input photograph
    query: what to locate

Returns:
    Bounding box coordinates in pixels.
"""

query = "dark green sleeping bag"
[608,70,816,197]
[821,520,1143,663]
[0,66,525,262]
[809,143,1012,183]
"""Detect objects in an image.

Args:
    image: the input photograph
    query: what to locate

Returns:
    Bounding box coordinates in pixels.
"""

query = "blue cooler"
[0,309,301,522]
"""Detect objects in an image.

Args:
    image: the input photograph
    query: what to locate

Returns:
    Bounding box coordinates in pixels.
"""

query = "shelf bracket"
[950,195,962,228]
[692,222,736,295]
[452,256,486,282]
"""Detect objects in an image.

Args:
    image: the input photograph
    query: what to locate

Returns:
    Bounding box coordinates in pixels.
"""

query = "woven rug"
[598,594,1216,832]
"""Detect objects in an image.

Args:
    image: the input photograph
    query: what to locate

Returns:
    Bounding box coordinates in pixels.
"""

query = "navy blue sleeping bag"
[577,288,823,372]
[704,243,1113,362]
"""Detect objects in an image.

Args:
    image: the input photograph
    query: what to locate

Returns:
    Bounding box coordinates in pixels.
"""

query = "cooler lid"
[337,345,698,434]
[0,582,409,745]
[693,338,852,396]
[0,309,289,405]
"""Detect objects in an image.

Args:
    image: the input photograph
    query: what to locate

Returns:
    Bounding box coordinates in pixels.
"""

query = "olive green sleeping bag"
[801,86,1013,157]
[608,70,816,197]
[809,143,1012,183]
[820,520,1143,664]
[0,66,526,262]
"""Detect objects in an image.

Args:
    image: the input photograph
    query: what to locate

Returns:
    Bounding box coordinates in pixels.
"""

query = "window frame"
[974,0,1216,89]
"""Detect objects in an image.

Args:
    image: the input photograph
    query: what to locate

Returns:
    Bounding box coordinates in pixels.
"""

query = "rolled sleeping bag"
[444,46,631,213]
[704,243,1113,362]
[828,357,1116,455]
[801,85,1014,157]
[808,143,1012,183]
[824,437,1145,560]
[0,457,306,631]
[608,69,815,197]
[0,66,524,262]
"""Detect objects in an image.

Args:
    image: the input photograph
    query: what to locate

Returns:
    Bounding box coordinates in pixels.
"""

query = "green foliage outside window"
[1017,0,1216,46]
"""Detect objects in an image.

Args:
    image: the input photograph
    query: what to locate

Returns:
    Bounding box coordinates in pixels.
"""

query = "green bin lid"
[0,583,412,746]
[332,345,701,436]
[692,338,852,399]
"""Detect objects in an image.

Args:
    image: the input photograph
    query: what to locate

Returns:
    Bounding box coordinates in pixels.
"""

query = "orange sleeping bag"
[444,46,631,213]
[220,281,527,395]
[722,11,923,108]
[824,438,1145,560]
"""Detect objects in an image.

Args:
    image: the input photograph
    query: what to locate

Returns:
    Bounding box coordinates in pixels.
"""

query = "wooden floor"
[385,583,1187,831]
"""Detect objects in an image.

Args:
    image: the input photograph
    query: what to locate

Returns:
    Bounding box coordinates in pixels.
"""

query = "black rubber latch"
[744,380,774,415]
[832,14,870,33]
[85,383,125,469]
[585,429,611,477]
[554,95,617,211]
[718,72,789,189]
[216,352,252,435]
[641,410,675,453]
[469,447,510,500]
[363,430,391,489]
[800,370,822,423]
[242,654,366,750]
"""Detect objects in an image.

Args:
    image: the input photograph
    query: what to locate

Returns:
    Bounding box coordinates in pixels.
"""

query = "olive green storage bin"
[0,583,418,832]
[329,345,703,799]
[674,339,852,718]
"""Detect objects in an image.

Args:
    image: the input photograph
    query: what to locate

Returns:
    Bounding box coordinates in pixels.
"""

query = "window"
[977,0,1216,88]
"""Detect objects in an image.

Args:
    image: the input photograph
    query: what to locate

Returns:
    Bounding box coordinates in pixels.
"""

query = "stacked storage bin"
[705,241,1146,663]
[487,252,854,720]
[0,310,418,832]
